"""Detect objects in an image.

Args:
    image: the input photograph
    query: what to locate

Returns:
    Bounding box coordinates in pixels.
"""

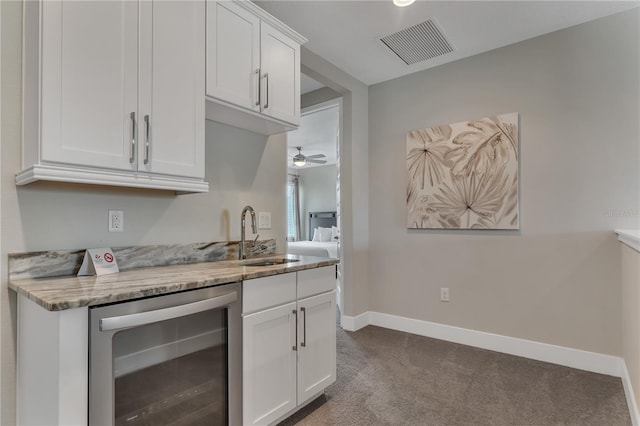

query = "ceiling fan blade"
[307,159,327,164]
[305,154,326,159]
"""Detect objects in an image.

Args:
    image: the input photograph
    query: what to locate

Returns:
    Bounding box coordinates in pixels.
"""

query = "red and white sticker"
[77,248,119,276]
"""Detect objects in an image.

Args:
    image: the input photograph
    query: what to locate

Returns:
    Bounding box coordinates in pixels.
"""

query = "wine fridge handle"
[100,292,237,332]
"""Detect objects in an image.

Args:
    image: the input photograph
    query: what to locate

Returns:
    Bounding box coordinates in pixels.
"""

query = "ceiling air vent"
[380,19,454,65]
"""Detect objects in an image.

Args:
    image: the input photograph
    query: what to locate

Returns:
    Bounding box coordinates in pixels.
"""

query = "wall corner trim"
[340,311,369,332]
[340,310,636,422]
[621,360,640,426]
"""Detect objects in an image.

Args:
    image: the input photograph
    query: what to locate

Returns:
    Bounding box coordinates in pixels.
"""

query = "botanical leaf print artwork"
[407,112,519,229]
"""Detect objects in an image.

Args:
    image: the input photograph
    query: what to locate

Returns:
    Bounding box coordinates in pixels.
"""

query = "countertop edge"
[615,230,640,253]
[10,256,339,312]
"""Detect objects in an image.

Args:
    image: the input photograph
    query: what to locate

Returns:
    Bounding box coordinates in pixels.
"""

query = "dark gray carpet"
[280,324,631,426]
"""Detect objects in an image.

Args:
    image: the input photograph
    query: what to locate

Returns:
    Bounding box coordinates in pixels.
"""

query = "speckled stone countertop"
[9,255,338,311]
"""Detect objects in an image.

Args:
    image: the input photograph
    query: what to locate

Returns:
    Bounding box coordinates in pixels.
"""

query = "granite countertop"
[9,254,339,311]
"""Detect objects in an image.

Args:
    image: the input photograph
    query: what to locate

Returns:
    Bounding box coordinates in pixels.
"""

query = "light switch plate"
[258,212,271,230]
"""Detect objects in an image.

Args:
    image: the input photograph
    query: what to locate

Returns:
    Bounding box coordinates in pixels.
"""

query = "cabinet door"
[206,1,261,112]
[297,291,336,405]
[40,1,137,171]
[260,21,300,126]
[243,302,297,426]
[138,0,205,178]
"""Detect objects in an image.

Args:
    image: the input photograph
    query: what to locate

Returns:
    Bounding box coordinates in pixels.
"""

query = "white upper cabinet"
[205,1,306,136]
[19,0,208,193]
[259,21,300,125]
[36,1,138,171]
[207,2,261,111]
[139,1,205,179]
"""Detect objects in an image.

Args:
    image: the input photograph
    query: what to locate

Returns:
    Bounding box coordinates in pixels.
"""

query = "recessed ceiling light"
[393,0,415,7]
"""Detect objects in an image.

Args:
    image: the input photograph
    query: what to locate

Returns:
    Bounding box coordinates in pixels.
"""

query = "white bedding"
[286,241,339,258]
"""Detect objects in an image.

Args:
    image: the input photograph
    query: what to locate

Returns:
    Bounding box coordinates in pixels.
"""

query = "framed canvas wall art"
[407,112,519,230]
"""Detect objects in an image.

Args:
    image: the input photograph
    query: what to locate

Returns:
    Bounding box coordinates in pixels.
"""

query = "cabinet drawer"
[297,266,335,299]
[243,272,296,314]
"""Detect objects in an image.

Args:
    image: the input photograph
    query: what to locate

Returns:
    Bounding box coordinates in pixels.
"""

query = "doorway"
[285,81,343,319]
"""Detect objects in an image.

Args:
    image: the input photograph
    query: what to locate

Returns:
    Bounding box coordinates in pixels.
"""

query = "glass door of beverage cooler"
[90,283,241,426]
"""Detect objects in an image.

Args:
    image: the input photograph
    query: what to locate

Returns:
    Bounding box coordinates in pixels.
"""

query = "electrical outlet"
[440,287,450,302]
[108,210,124,233]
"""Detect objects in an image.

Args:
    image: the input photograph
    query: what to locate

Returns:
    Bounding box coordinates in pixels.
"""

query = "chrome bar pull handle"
[300,306,306,347]
[263,72,269,109]
[143,114,150,165]
[255,68,261,107]
[129,112,136,163]
[292,309,298,351]
[100,291,237,332]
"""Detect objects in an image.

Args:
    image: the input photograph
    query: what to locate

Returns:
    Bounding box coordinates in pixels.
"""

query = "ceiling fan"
[292,146,326,167]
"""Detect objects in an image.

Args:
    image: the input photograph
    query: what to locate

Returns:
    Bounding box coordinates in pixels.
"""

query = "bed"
[286,240,339,258]
[286,211,339,258]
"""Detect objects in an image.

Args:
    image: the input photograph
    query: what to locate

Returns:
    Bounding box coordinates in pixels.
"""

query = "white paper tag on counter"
[77,248,119,276]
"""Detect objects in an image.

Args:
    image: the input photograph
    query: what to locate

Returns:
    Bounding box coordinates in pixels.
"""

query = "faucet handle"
[253,234,260,243]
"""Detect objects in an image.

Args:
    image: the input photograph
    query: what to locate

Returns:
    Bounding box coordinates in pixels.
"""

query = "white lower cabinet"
[243,266,337,426]
[296,291,336,405]
[243,302,298,425]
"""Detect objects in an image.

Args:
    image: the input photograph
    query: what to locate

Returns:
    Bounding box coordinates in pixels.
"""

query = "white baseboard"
[341,311,638,422]
[621,360,640,425]
[367,312,622,377]
[341,311,369,331]
[114,329,224,378]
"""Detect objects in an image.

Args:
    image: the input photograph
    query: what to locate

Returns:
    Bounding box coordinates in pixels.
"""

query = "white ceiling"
[257,0,639,85]
[287,104,340,169]
[281,0,637,168]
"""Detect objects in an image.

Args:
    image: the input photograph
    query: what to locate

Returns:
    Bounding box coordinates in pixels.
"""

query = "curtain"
[287,174,302,241]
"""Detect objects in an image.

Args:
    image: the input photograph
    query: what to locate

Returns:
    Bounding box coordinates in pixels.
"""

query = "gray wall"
[368,10,639,356]
[297,165,337,239]
[0,3,286,420]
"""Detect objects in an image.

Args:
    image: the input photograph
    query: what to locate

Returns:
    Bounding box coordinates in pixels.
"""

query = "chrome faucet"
[239,205,258,260]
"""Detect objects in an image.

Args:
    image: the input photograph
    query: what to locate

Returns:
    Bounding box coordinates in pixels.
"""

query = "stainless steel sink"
[240,258,300,267]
